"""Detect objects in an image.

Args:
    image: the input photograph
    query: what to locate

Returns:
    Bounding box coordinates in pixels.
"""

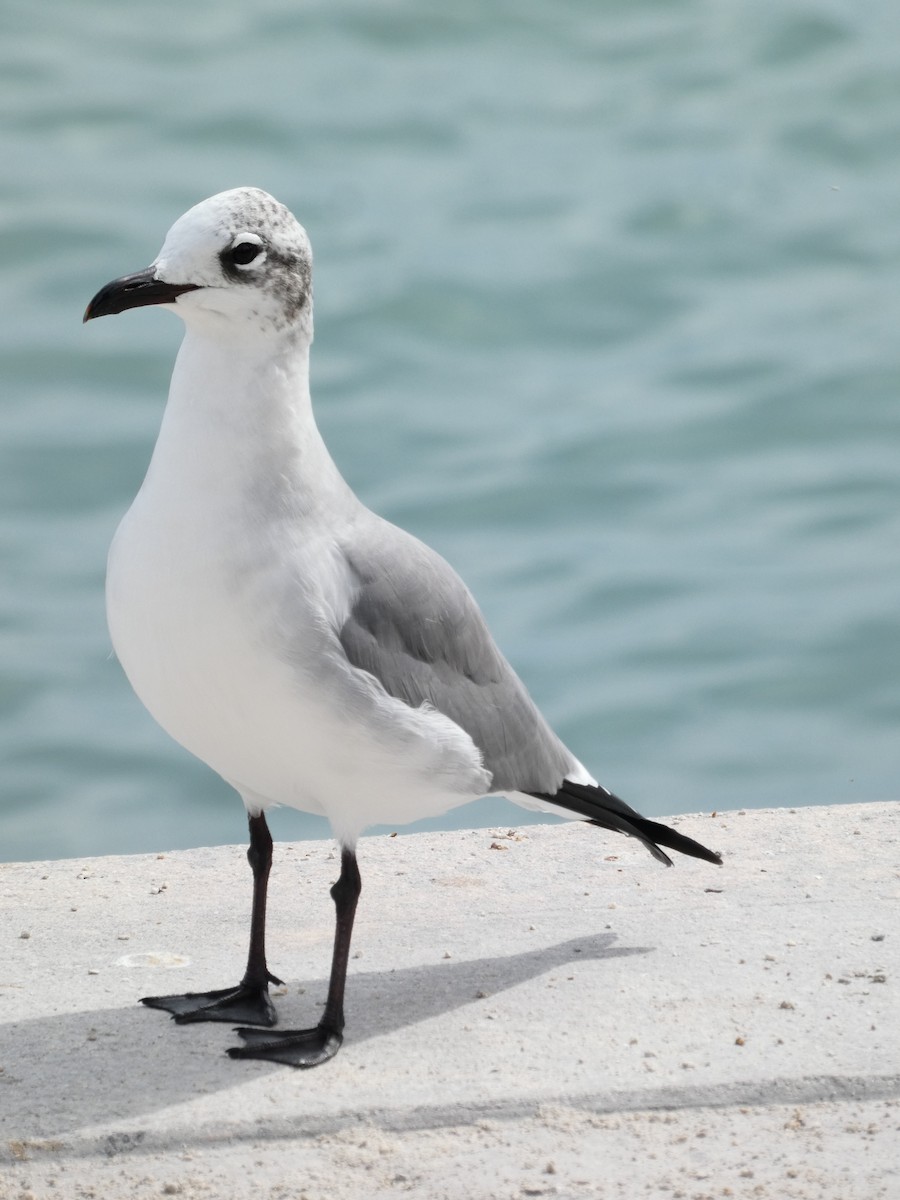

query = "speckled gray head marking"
[152,187,314,338]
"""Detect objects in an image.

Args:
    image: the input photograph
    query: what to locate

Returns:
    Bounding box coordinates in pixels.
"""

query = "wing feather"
[337,523,574,795]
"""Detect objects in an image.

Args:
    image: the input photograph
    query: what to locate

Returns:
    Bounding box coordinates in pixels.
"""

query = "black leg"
[141,812,283,1027]
[229,846,361,1068]
[241,812,282,991]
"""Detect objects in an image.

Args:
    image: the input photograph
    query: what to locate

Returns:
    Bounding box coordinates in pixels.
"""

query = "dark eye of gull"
[225,238,265,269]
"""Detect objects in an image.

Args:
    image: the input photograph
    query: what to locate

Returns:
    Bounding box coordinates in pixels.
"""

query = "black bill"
[83,267,200,323]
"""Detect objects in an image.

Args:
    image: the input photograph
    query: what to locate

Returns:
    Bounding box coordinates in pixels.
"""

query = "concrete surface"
[0,803,897,1199]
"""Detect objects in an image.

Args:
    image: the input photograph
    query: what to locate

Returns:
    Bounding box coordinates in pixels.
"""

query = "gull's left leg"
[229,845,361,1067]
[142,811,283,1026]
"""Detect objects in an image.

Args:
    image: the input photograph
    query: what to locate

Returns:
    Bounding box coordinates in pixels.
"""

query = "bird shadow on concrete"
[0,932,649,1144]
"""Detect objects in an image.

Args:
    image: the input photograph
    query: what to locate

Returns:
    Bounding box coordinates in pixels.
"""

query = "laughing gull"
[83,188,721,1069]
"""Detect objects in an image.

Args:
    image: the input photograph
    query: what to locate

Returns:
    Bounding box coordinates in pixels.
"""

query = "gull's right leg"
[141,811,283,1027]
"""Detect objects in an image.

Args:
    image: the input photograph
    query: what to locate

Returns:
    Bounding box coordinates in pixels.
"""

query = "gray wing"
[338,519,576,794]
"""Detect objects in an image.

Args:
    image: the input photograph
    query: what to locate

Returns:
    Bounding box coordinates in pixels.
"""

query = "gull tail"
[528,780,723,868]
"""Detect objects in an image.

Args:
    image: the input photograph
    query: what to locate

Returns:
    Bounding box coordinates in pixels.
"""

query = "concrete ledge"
[1,803,897,1198]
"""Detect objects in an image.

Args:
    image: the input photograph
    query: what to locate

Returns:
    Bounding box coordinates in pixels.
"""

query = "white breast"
[107,340,488,843]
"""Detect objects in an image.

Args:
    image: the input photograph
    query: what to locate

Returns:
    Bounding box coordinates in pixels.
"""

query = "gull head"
[83,188,314,342]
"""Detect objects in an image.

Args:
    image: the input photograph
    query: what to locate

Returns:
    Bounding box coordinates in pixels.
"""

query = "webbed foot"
[141,978,281,1027]
[227,1023,342,1067]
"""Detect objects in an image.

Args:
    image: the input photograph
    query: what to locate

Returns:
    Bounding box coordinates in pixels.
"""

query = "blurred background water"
[1,0,898,862]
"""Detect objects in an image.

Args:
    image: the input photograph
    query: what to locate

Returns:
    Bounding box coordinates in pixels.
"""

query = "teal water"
[1,1,898,862]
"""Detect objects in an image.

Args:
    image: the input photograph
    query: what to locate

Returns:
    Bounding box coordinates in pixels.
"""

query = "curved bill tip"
[83,267,200,323]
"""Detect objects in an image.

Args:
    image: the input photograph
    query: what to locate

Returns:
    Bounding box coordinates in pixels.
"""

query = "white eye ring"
[228,234,267,270]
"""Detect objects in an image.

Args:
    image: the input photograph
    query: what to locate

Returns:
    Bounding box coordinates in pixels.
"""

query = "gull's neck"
[141,324,356,523]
